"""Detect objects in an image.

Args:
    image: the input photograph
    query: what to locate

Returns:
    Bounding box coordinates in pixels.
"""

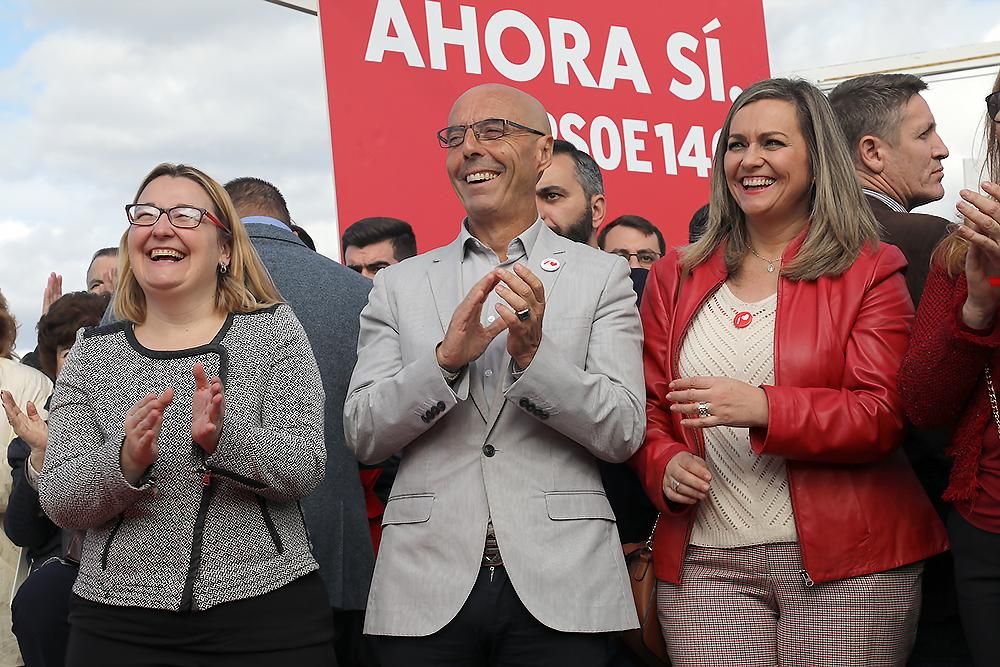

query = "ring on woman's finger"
[670,476,680,492]
[697,401,712,419]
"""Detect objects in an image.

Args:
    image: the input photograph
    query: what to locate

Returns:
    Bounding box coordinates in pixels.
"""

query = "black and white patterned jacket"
[39,304,326,612]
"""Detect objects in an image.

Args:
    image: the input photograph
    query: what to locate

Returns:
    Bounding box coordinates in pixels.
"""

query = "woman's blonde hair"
[683,78,880,280]
[114,163,283,322]
[933,69,1000,276]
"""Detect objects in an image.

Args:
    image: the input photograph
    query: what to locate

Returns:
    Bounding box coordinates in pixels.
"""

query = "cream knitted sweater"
[678,284,797,547]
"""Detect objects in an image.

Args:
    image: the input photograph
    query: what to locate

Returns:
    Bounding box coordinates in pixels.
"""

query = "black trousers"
[376,566,612,667]
[12,558,77,667]
[64,572,335,667]
[333,608,380,667]
[949,511,1000,667]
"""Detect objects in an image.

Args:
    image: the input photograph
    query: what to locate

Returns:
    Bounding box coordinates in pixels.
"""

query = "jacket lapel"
[483,224,568,437]
[427,238,489,422]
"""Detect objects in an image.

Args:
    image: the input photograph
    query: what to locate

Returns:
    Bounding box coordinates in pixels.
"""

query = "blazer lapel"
[483,224,569,437]
[427,238,489,421]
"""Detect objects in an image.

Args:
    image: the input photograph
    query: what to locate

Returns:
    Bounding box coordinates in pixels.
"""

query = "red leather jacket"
[630,236,947,585]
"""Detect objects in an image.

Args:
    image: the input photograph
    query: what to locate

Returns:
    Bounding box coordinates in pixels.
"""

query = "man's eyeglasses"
[437,118,546,148]
[610,250,662,267]
[126,204,228,231]
[988,91,1000,124]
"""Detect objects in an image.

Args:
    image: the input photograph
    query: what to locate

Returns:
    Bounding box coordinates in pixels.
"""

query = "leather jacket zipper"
[769,278,814,585]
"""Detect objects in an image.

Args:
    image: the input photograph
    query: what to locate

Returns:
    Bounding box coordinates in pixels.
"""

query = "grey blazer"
[246,222,374,611]
[345,222,645,636]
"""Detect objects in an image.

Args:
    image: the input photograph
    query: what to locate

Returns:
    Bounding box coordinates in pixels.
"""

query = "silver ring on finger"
[670,476,680,492]
[697,401,712,419]
[515,308,531,321]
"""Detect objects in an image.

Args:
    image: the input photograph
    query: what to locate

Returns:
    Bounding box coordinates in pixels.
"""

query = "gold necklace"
[748,245,781,273]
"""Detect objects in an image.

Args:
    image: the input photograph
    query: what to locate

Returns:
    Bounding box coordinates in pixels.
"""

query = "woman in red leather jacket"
[630,78,947,666]
[898,76,1000,667]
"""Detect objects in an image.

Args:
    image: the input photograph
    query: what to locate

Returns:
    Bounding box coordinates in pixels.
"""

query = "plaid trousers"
[657,542,922,666]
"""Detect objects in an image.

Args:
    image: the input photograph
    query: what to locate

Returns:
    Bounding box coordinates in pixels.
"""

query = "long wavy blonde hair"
[114,163,283,322]
[933,69,1000,276]
[683,78,880,280]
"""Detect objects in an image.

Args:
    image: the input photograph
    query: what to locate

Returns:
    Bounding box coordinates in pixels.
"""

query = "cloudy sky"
[2,0,999,352]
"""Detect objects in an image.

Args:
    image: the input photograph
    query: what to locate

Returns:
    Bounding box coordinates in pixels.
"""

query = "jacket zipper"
[670,274,724,583]
[200,465,267,489]
[179,468,218,611]
[769,276,814,586]
[257,496,284,554]
[101,514,125,570]
[204,465,266,489]
[296,501,313,550]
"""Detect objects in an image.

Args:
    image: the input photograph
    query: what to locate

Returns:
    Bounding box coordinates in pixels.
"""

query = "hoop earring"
[219,263,228,275]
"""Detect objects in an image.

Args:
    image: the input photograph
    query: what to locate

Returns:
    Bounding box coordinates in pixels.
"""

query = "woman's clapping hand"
[121,388,174,485]
[956,182,1000,329]
[192,362,225,455]
[1,390,49,471]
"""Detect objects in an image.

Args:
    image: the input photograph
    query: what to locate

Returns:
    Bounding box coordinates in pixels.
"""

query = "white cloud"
[762,0,998,74]
[1,0,336,350]
[0,219,34,245]
[987,20,1000,43]
[3,0,1000,353]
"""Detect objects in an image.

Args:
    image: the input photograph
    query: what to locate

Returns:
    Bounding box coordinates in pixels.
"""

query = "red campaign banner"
[318,0,770,252]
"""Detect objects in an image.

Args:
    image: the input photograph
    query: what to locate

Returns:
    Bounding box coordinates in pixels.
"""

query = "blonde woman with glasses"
[38,163,334,666]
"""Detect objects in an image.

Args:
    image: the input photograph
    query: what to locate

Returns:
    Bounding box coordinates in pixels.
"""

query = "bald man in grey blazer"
[345,84,644,666]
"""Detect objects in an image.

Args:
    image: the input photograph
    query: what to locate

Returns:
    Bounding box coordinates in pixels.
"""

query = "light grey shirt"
[456,218,544,553]
[457,218,544,417]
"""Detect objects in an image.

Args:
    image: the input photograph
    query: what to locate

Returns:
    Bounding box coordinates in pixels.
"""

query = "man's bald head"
[445,84,553,230]
[448,84,549,131]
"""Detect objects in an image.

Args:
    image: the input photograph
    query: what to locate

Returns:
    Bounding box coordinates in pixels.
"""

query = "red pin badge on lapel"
[541,258,560,272]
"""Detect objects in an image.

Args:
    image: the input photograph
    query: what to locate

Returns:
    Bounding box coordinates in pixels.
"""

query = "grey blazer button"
[436,401,446,410]
[483,444,496,457]
[421,414,430,423]
[519,398,530,408]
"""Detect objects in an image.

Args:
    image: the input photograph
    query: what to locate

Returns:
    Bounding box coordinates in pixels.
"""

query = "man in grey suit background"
[224,177,376,667]
[344,84,645,666]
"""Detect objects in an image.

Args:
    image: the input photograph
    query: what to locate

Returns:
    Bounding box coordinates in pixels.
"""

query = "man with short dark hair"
[223,176,292,224]
[829,73,951,307]
[597,215,666,271]
[830,74,969,666]
[536,139,606,246]
[341,217,417,279]
[225,176,376,667]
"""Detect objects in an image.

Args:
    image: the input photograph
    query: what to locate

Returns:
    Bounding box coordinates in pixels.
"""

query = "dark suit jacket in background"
[865,193,971,664]
[868,195,950,309]
[246,222,374,612]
